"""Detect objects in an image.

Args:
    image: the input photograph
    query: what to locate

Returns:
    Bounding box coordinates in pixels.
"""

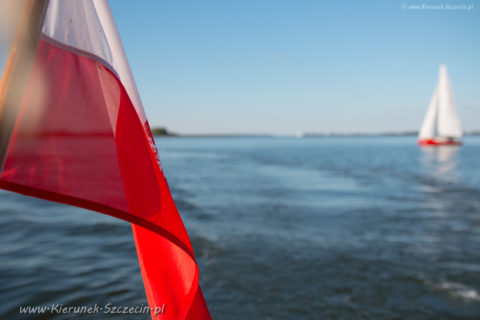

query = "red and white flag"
[0,1,210,319]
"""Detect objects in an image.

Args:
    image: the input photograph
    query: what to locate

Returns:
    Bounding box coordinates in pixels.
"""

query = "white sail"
[436,64,462,138]
[418,64,462,140]
[418,88,438,139]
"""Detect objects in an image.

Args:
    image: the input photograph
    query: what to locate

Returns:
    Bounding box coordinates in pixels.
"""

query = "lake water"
[1,136,479,319]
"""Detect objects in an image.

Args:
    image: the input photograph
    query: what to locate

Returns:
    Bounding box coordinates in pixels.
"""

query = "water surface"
[1,136,479,319]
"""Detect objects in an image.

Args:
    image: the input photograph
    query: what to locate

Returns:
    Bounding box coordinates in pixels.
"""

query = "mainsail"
[436,65,462,138]
[418,64,462,141]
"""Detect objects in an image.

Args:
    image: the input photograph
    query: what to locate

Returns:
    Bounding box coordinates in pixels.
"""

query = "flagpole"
[0,0,49,172]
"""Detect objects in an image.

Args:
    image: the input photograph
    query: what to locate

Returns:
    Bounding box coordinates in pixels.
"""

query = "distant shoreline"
[151,127,480,138]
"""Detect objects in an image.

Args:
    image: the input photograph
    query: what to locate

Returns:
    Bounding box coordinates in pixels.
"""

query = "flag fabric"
[0,1,210,319]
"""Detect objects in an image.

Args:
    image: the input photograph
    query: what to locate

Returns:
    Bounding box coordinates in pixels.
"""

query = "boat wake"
[426,280,480,302]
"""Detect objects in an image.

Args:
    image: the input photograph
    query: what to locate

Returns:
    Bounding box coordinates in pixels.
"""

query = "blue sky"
[2,0,480,134]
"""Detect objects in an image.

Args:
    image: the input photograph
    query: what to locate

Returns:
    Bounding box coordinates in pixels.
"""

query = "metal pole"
[0,0,49,172]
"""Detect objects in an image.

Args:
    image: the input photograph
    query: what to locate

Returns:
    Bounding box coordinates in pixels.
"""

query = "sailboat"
[418,64,462,146]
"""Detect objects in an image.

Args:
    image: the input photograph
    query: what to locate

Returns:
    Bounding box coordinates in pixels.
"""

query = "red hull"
[418,138,462,146]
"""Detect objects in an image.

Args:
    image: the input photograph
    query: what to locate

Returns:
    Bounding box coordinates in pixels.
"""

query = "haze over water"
[1,136,479,319]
